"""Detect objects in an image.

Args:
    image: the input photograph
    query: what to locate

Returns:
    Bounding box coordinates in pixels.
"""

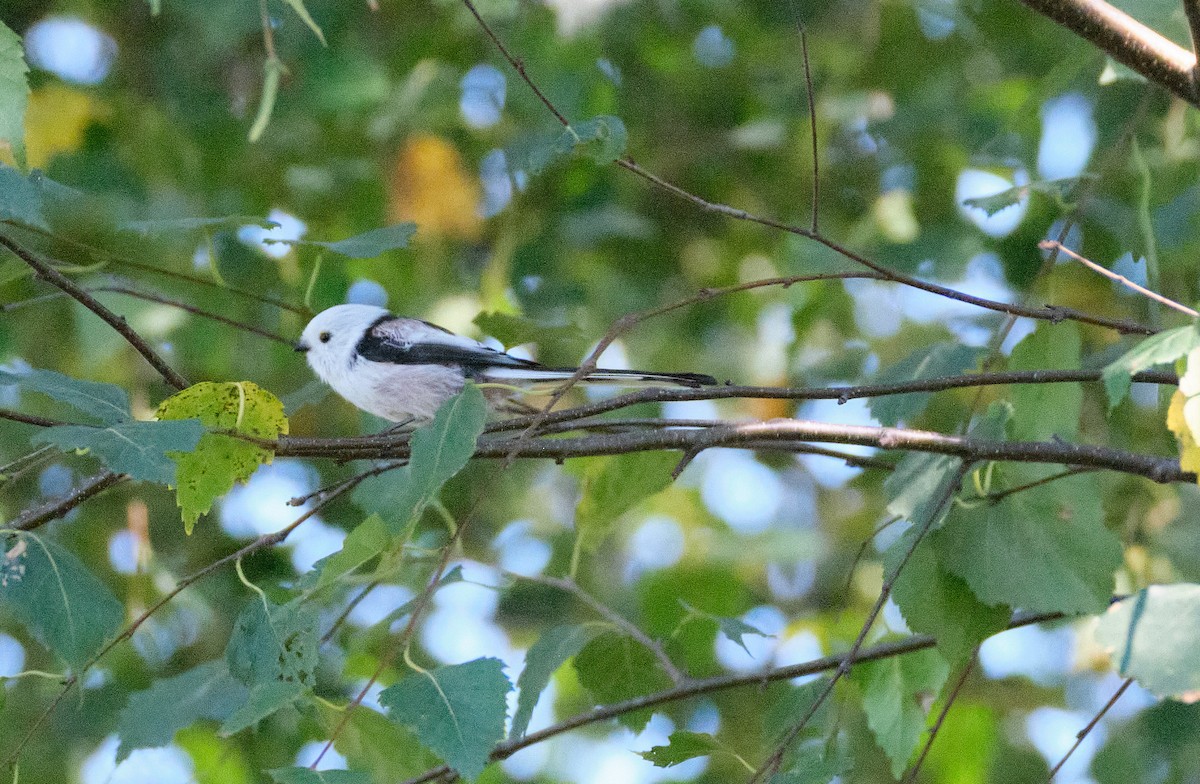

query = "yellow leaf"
[25,85,105,169]
[156,382,289,534]
[389,134,480,239]
[1167,390,1200,479]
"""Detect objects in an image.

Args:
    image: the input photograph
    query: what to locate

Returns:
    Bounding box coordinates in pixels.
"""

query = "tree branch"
[0,234,190,390]
[1015,0,1199,104]
[8,471,126,531]
[273,417,1189,484]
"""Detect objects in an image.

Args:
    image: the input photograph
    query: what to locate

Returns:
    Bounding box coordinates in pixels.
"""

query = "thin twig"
[90,285,294,344]
[903,655,976,783]
[511,572,686,685]
[0,409,67,428]
[1047,677,1134,781]
[799,25,819,232]
[1041,240,1199,317]
[0,234,190,389]
[9,472,126,531]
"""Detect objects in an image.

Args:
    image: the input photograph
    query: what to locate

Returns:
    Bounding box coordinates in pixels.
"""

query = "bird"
[295,304,717,424]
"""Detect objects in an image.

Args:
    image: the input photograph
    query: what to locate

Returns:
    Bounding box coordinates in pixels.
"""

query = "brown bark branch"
[1016,0,1199,104]
[272,417,1189,484]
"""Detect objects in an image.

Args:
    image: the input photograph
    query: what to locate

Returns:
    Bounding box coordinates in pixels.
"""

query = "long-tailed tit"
[295,304,716,423]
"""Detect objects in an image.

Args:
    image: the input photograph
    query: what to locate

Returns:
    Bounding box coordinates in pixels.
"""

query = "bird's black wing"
[355,316,542,372]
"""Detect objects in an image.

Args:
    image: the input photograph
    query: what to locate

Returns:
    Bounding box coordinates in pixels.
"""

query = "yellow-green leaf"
[156,381,288,533]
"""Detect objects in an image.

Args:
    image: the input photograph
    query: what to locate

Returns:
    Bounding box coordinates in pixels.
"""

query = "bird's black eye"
[319,331,332,343]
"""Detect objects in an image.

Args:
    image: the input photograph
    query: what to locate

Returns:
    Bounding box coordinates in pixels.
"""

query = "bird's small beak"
[294,341,310,353]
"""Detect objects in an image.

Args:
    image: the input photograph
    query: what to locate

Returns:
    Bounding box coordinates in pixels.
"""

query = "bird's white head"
[296,304,390,384]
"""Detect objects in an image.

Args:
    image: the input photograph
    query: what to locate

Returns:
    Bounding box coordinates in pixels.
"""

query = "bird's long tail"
[484,366,717,389]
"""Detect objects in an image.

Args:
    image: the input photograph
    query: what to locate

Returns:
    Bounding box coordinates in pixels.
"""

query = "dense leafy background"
[1,1,1200,783]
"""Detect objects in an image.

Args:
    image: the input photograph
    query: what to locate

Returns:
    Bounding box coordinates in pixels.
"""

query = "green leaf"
[1009,322,1082,441]
[279,0,327,45]
[851,647,951,778]
[0,166,85,232]
[116,660,247,760]
[156,381,289,533]
[33,420,205,485]
[639,731,723,767]
[763,678,835,741]
[1095,584,1200,699]
[0,367,131,425]
[291,223,417,258]
[573,631,673,732]
[1103,324,1200,409]
[220,680,306,736]
[473,312,588,358]
[322,703,440,783]
[0,22,30,162]
[512,623,603,738]
[868,343,982,426]
[268,769,370,784]
[315,514,391,589]
[935,468,1121,614]
[118,215,278,236]
[886,528,1010,664]
[573,451,679,552]
[525,115,628,173]
[961,177,1089,216]
[572,115,628,163]
[680,601,772,655]
[280,378,331,416]
[226,598,319,690]
[770,735,853,784]
[353,386,486,533]
[0,532,124,671]
[884,452,962,527]
[379,657,511,782]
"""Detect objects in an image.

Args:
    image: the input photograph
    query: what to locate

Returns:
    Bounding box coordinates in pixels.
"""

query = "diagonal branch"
[0,234,190,390]
[1016,0,1200,104]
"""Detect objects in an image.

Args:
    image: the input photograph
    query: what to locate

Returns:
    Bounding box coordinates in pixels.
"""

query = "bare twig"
[1047,677,1134,780]
[1041,240,1200,317]
[9,471,126,531]
[0,409,67,428]
[799,26,819,232]
[90,285,295,344]
[904,655,977,783]
[0,234,190,390]
[1016,0,1199,105]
